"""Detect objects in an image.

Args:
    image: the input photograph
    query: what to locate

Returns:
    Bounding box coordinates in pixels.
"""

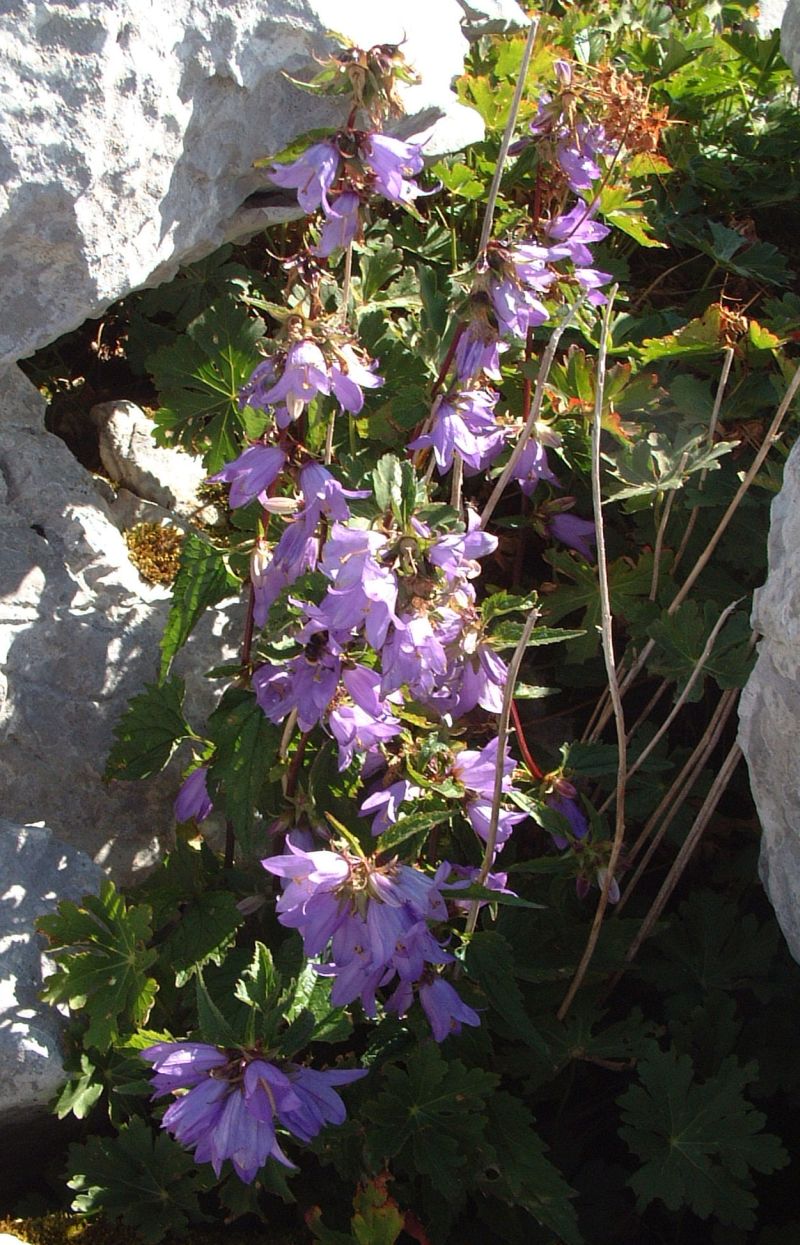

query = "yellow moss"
[0,1213,300,1245]
[124,523,184,585]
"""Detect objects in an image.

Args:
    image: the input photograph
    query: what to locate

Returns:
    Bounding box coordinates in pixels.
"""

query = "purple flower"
[254,641,341,733]
[489,276,550,340]
[409,389,506,474]
[362,132,429,205]
[255,340,331,422]
[174,767,213,823]
[549,511,596,560]
[251,520,320,628]
[444,643,508,717]
[465,799,527,852]
[546,792,590,849]
[268,142,340,214]
[419,976,481,1042]
[210,444,286,509]
[546,202,610,267]
[141,1042,364,1182]
[451,736,515,799]
[511,437,561,497]
[380,615,448,700]
[360,778,421,835]
[313,190,360,257]
[298,462,370,526]
[428,510,498,581]
[328,345,384,414]
[329,702,402,771]
[454,322,505,382]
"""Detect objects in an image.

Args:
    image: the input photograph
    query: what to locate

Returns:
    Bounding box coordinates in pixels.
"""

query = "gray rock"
[0,364,239,880]
[90,400,211,520]
[0,0,482,367]
[756,0,788,35]
[456,0,529,37]
[739,436,800,962]
[782,0,800,78]
[0,821,102,1130]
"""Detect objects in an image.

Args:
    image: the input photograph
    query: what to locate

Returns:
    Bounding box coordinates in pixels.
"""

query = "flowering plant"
[35,9,800,1244]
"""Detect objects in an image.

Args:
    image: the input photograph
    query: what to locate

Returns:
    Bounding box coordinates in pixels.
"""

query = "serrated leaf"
[67,1117,212,1244]
[148,295,265,472]
[638,305,727,363]
[207,688,281,853]
[482,1093,582,1244]
[363,1044,497,1197]
[39,880,157,1051]
[55,1054,105,1120]
[159,533,239,681]
[195,973,239,1048]
[105,677,191,780]
[374,809,451,856]
[489,621,586,651]
[351,1175,405,1245]
[464,931,545,1048]
[162,890,245,986]
[481,590,539,622]
[541,550,658,662]
[618,1043,788,1228]
[646,602,754,698]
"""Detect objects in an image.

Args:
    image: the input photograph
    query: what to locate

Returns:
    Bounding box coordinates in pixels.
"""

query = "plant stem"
[558,292,625,1021]
[464,608,541,935]
[480,298,585,529]
[672,345,734,575]
[476,16,540,261]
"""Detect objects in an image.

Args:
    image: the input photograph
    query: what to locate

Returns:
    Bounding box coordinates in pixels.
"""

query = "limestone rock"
[782,0,800,79]
[90,400,211,520]
[756,0,788,35]
[0,821,103,1130]
[0,364,240,880]
[457,0,529,37]
[0,0,482,367]
[739,436,800,962]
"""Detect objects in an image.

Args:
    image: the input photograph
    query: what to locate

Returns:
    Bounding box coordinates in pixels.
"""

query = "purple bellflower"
[362,132,429,205]
[210,444,286,509]
[268,141,340,214]
[454,321,505,382]
[174,767,213,823]
[409,389,506,475]
[549,511,596,560]
[313,190,360,257]
[546,792,590,850]
[141,1042,365,1182]
[546,202,610,267]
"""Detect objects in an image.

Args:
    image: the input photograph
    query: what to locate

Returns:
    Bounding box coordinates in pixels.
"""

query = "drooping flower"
[546,202,610,267]
[418,975,481,1042]
[409,389,506,474]
[141,1042,365,1182]
[210,444,286,509]
[511,437,561,497]
[360,778,421,835]
[252,340,331,422]
[268,141,340,214]
[454,320,505,382]
[362,132,429,205]
[546,792,590,850]
[549,511,596,560]
[174,767,213,823]
[313,190,361,257]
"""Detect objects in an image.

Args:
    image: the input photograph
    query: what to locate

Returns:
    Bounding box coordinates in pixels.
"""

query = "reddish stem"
[511,699,544,780]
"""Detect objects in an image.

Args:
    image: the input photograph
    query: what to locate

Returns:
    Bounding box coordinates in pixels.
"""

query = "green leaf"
[481,590,539,622]
[638,305,727,363]
[55,1054,105,1121]
[207,688,281,852]
[161,890,245,986]
[489,622,585,651]
[67,1117,212,1244]
[598,185,666,248]
[159,533,239,681]
[39,881,157,1051]
[646,602,754,698]
[541,550,658,662]
[363,1044,497,1198]
[371,453,418,526]
[148,295,265,473]
[464,931,545,1048]
[350,1176,405,1245]
[618,1043,788,1228]
[482,1093,582,1245]
[105,677,191,781]
[195,972,240,1048]
[374,809,451,856]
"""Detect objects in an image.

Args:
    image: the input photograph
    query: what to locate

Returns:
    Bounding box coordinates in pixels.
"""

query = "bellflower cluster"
[141,1042,365,1182]
[262,843,479,1038]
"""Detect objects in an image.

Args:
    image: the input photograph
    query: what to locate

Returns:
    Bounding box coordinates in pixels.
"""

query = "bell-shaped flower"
[210,443,286,509]
[268,141,340,214]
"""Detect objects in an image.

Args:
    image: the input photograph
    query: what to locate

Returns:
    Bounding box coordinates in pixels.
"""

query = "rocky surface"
[90,400,210,520]
[0,0,483,367]
[757,0,788,34]
[0,821,102,1130]
[739,436,800,963]
[782,0,800,78]
[0,364,239,879]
